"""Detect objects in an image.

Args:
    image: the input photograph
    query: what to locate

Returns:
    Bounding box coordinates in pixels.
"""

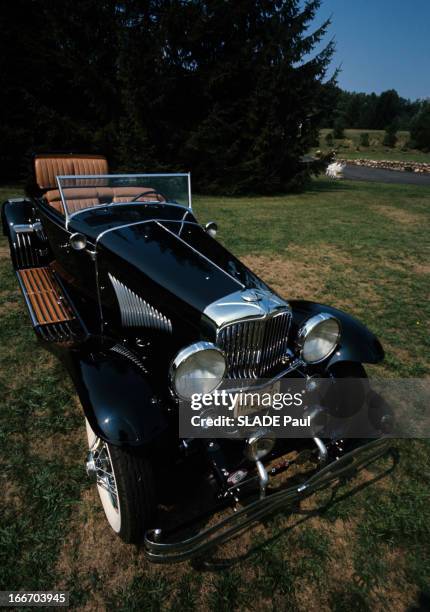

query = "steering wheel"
[131,189,166,202]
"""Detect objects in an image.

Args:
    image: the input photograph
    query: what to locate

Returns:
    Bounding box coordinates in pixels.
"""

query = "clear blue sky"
[313,0,430,100]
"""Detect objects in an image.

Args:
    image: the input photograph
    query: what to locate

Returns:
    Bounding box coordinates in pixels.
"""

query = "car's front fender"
[289,300,384,368]
[63,349,170,448]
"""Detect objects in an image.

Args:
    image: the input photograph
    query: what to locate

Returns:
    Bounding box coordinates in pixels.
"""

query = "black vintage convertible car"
[2,154,392,562]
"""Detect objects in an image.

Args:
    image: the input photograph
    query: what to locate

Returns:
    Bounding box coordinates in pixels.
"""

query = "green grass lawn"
[317,128,430,164]
[1,179,430,610]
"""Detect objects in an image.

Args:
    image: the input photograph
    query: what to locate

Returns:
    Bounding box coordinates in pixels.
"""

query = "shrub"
[383,124,397,148]
[410,103,430,151]
[359,132,370,147]
[333,121,345,139]
[325,132,334,147]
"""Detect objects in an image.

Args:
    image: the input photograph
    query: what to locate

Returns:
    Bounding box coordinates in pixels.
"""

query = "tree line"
[322,86,430,148]
[0,0,334,193]
[1,1,428,194]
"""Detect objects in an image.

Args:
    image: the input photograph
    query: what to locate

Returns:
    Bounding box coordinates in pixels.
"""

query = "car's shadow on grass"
[145,446,398,569]
[190,447,399,571]
[304,178,358,194]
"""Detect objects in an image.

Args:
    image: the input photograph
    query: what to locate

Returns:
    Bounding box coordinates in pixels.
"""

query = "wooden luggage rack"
[16,266,85,342]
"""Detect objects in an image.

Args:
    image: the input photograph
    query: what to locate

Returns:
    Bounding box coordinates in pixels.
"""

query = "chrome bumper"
[144,437,393,563]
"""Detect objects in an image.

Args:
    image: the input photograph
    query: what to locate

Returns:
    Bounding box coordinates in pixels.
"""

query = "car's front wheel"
[85,419,156,543]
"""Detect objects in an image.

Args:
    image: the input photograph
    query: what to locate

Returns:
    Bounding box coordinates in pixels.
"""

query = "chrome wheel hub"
[85,451,98,481]
[85,438,119,510]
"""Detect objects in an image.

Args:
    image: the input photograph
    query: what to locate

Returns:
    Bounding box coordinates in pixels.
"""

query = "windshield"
[56,173,191,223]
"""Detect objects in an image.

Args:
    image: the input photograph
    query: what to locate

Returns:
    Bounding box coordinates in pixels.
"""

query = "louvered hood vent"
[109,274,172,332]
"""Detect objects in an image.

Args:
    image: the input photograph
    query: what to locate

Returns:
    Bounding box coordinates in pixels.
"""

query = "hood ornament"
[241,289,264,302]
[203,288,290,327]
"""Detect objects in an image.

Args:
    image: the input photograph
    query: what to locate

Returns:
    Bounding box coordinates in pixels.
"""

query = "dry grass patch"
[411,261,430,275]
[2,477,23,511]
[0,245,11,259]
[242,244,383,312]
[384,342,416,366]
[28,426,84,462]
[0,299,23,317]
[55,487,143,609]
[242,244,354,301]
[370,549,418,611]
[55,427,192,608]
[373,206,423,225]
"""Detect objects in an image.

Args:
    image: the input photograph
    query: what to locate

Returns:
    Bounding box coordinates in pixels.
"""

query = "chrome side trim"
[187,172,192,210]
[68,202,193,228]
[57,173,190,178]
[109,274,172,332]
[95,217,198,245]
[97,219,242,289]
[15,271,38,326]
[13,231,39,268]
[110,344,148,374]
[154,221,245,289]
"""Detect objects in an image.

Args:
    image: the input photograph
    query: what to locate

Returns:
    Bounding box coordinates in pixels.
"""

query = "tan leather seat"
[35,154,164,214]
[67,198,101,214]
[35,154,108,190]
[34,154,108,214]
[112,186,165,203]
[44,187,103,215]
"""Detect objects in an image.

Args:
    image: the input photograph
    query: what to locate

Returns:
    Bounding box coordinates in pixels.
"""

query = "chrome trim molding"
[109,274,172,332]
[57,173,190,179]
[155,221,244,289]
[187,172,192,210]
[110,344,149,374]
[12,231,40,268]
[95,216,196,245]
[15,271,38,326]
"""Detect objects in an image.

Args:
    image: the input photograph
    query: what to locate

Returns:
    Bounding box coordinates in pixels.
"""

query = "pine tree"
[0,0,335,192]
[118,0,335,193]
[383,123,397,148]
[410,102,430,152]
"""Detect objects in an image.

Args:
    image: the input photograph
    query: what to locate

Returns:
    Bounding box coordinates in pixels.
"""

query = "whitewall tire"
[85,418,156,543]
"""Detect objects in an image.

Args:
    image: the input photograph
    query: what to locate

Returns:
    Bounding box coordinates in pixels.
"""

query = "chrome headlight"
[170,341,226,399]
[297,313,340,364]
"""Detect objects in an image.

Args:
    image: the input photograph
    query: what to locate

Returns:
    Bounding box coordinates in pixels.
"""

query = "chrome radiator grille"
[217,311,291,379]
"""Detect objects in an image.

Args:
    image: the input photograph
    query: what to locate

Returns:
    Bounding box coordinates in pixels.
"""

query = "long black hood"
[95,219,271,337]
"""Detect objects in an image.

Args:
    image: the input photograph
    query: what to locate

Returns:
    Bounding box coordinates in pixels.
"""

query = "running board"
[16,266,86,343]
